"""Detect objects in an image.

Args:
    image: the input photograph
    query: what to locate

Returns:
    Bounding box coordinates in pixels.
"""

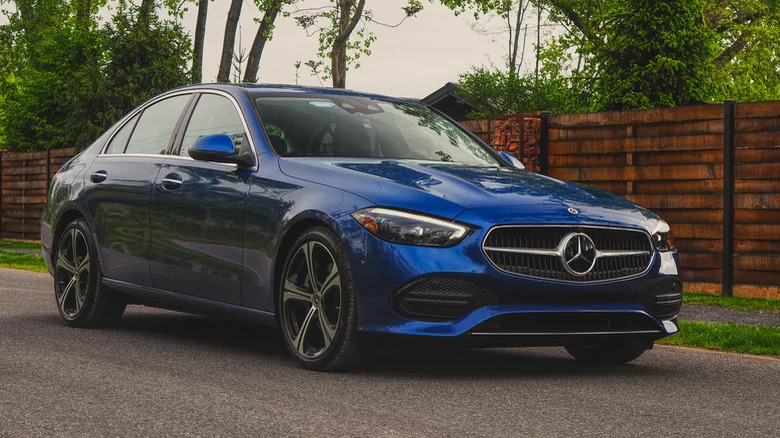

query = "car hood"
[278,158,663,233]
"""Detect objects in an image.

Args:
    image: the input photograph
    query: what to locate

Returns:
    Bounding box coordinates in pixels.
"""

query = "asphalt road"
[1,268,778,437]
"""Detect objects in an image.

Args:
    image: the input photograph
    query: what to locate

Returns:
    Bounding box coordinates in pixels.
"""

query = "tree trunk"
[192,0,209,83]
[140,0,154,20]
[330,0,365,88]
[218,0,243,83]
[243,0,283,83]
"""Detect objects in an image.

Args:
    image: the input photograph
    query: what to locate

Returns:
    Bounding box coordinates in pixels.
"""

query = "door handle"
[161,173,183,191]
[90,170,108,183]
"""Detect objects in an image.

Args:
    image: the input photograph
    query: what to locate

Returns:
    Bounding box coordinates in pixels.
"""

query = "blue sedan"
[41,84,681,370]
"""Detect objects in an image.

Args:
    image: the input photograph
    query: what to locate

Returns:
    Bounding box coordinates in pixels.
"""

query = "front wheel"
[278,227,361,371]
[53,219,126,327]
[565,342,651,365]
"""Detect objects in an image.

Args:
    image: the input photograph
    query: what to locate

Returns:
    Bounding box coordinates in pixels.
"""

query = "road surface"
[1,268,778,437]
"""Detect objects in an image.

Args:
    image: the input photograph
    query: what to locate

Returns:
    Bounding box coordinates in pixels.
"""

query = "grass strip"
[0,240,41,252]
[683,292,780,313]
[659,321,780,357]
[0,251,48,273]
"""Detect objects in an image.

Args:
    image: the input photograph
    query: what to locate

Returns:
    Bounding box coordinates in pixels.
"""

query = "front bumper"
[341,218,681,343]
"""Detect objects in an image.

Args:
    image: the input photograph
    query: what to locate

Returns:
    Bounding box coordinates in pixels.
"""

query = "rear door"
[149,92,254,304]
[85,93,193,286]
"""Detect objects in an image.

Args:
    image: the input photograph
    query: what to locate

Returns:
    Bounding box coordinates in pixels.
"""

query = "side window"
[180,94,246,157]
[105,114,139,154]
[125,94,191,155]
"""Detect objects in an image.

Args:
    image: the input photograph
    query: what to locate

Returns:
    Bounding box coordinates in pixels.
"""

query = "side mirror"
[188,133,254,167]
[498,151,525,170]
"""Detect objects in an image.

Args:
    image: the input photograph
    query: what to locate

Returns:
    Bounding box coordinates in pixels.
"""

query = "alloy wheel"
[282,241,342,359]
[55,228,91,319]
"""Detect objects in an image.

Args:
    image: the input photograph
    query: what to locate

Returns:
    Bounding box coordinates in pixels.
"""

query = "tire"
[53,218,126,328]
[565,342,651,365]
[278,226,361,371]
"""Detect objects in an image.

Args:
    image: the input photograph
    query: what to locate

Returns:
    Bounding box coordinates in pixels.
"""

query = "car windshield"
[254,95,500,166]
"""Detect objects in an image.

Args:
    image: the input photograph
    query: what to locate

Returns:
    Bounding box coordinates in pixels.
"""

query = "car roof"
[173,83,419,105]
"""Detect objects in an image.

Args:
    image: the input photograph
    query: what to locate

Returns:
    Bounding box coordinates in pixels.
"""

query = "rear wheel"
[54,219,125,327]
[565,342,650,365]
[278,227,361,371]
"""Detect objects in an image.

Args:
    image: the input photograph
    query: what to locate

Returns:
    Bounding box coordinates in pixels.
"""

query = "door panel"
[149,159,250,303]
[149,92,253,304]
[86,156,166,286]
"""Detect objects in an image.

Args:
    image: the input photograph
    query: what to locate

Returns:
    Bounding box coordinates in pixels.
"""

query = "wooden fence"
[0,148,74,240]
[541,101,779,300]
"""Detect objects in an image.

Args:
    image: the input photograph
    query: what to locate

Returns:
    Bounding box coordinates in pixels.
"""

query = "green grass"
[659,321,780,356]
[0,240,42,252]
[683,292,780,313]
[0,251,48,273]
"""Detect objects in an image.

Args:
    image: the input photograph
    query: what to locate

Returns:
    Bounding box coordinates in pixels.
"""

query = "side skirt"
[102,278,278,327]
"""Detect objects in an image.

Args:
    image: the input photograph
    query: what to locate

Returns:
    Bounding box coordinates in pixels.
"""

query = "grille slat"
[484,226,653,283]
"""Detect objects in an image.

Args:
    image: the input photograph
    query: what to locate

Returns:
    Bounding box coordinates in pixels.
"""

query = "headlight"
[652,220,675,251]
[351,207,470,247]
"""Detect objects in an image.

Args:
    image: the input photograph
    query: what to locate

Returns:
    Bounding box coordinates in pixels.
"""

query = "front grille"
[483,226,653,282]
[392,276,682,322]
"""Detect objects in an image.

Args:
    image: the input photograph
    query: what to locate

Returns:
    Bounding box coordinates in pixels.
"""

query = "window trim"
[98,89,258,170]
[100,91,194,157]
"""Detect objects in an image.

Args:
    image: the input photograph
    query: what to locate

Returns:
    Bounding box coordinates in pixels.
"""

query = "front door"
[149,92,253,304]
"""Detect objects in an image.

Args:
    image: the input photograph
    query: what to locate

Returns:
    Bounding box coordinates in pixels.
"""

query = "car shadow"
[32,306,665,378]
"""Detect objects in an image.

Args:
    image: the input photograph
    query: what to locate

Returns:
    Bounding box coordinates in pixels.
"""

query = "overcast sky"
[189,0,537,98]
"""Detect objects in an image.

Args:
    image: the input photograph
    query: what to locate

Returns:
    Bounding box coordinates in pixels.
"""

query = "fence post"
[539,111,550,175]
[46,148,52,192]
[722,100,736,297]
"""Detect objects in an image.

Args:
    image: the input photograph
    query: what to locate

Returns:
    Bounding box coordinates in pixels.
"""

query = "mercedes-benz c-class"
[42,84,681,370]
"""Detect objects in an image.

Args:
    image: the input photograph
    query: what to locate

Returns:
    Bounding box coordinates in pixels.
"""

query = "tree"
[0,0,191,151]
[192,0,209,83]
[243,0,292,83]
[330,0,366,88]
[295,0,423,88]
[0,0,108,150]
[218,0,243,82]
[101,0,192,122]
[538,0,780,103]
[591,0,720,109]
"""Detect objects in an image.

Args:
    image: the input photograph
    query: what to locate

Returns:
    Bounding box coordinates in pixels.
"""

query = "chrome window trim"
[481,224,656,284]
[98,89,257,170]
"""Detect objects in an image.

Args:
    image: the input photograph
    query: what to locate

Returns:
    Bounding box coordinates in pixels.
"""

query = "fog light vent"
[391,277,498,321]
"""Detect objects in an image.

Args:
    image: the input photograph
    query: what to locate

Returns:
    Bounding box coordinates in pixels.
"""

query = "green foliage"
[683,292,780,313]
[591,0,721,110]
[705,0,780,102]
[459,36,592,116]
[461,0,779,116]
[0,0,191,151]
[100,0,192,124]
[659,321,780,357]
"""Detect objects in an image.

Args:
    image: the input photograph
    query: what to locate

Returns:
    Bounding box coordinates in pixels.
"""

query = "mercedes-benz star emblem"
[562,233,597,276]
[567,207,579,215]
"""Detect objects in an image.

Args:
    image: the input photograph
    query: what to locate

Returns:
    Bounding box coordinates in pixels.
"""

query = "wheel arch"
[271,212,341,315]
[50,206,98,267]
